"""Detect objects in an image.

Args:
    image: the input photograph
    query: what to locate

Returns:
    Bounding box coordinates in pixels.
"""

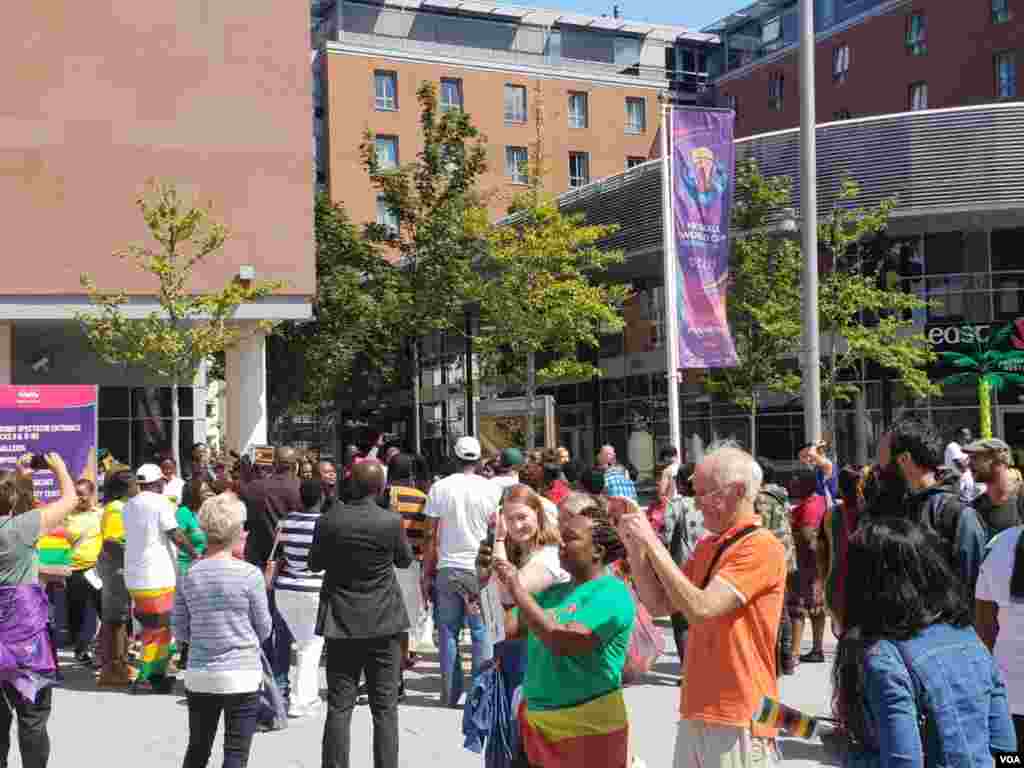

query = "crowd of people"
[0,416,1022,768]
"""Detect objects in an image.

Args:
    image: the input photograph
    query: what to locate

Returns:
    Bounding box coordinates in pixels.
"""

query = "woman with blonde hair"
[479,485,569,693]
[173,493,272,768]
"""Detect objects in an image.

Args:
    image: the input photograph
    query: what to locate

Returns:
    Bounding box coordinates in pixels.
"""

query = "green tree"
[270,193,394,425]
[940,324,1024,438]
[470,82,626,450]
[77,182,281,469]
[817,177,939,443]
[701,159,803,457]
[361,82,489,450]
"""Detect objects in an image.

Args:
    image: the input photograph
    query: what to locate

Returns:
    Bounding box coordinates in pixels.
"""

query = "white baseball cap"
[454,436,482,461]
[135,464,163,484]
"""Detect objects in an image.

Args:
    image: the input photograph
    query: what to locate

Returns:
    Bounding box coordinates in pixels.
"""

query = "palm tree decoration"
[940,323,1024,438]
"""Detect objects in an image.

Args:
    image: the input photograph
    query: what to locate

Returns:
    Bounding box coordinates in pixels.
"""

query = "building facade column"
[0,323,12,385]
[225,326,268,457]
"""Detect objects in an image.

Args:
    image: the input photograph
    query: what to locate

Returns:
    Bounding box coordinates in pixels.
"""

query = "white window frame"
[504,84,527,124]
[569,152,590,188]
[374,135,399,170]
[505,146,529,185]
[625,97,646,134]
[996,51,1017,98]
[375,71,397,111]
[568,92,588,129]
[909,81,928,111]
[833,45,850,83]
[376,194,398,235]
[440,78,463,112]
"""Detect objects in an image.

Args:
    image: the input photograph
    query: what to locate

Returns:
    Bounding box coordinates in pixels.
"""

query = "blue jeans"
[184,690,260,768]
[433,568,492,708]
[263,588,294,704]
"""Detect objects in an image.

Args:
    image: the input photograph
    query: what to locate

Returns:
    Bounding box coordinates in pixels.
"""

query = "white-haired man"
[618,444,786,767]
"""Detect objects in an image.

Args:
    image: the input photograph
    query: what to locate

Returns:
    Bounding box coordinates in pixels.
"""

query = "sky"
[504,0,749,31]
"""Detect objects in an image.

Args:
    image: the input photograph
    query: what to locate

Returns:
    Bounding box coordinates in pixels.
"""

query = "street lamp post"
[799,0,822,445]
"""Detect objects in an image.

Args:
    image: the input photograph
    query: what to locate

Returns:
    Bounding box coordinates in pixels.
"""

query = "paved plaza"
[20,623,837,768]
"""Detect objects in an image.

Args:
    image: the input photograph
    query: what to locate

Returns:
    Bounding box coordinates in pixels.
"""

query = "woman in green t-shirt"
[176,479,211,670]
[491,512,636,768]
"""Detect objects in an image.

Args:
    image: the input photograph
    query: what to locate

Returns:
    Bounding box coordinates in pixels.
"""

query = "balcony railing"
[331,28,708,88]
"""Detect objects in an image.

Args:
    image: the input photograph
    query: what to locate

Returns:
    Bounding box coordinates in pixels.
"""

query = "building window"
[374,135,398,169]
[374,71,397,110]
[769,73,784,110]
[625,97,646,134]
[905,13,926,56]
[992,0,1011,24]
[996,51,1017,98]
[505,146,529,184]
[569,152,590,188]
[762,15,782,50]
[376,194,398,235]
[504,84,527,124]
[440,78,463,111]
[626,156,646,170]
[568,92,588,129]
[909,81,928,110]
[724,94,739,116]
[833,45,850,83]
[833,109,852,120]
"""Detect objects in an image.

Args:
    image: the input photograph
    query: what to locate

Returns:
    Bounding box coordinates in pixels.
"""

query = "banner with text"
[0,386,98,502]
[671,108,738,369]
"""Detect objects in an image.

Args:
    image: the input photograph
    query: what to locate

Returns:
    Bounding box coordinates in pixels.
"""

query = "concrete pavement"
[26,626,837,768]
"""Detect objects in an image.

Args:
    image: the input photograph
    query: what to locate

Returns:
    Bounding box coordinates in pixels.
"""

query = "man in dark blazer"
[309,461,413,768]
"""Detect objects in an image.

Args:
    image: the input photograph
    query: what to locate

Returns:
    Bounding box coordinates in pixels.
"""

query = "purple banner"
[0,386,98,502]
[671,108,738,369]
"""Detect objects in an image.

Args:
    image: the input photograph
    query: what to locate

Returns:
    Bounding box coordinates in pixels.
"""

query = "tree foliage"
[940,323,1024,438]
[77,181,281,467]
[817,177,939,430]
[701,159,803,434]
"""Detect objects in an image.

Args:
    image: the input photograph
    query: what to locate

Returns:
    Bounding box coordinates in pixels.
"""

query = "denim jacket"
[846,623,1015,768]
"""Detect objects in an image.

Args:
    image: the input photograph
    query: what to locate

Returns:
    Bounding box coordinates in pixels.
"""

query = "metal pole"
[464,309,475,437]
[799,0,822,445]
[659,99,683,457]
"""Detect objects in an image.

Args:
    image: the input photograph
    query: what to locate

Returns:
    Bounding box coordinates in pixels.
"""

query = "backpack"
[755,485,797,574]
[913,487,965,565]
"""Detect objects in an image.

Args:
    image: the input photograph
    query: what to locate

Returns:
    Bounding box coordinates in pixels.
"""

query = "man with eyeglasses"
[618,443,786,768]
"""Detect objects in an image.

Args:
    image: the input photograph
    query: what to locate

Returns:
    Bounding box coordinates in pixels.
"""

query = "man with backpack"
[882,418,989,595]
[754,466,797,675]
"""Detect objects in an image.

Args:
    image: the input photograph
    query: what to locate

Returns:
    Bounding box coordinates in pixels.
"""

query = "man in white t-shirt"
[122,464,197,692]
[159,458,185,505]
[944,427,972,472]
[975,524,1024,740]
[422,436,502,707]
[657,446,682,500]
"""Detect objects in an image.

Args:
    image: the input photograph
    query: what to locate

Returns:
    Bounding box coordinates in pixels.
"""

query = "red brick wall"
[717,0,1023,138]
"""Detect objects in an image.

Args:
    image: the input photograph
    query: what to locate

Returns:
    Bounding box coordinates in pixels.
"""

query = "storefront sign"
[926,323,993,349]
[0,386,97,502]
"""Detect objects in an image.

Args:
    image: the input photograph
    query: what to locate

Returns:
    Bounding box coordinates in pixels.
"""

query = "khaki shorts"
[673,720,782,768]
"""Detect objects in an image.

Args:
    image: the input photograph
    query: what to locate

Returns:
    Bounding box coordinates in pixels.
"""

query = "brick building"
[704,0,1022,137]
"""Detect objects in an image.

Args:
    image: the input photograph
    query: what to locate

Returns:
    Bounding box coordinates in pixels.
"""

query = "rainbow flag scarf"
[37,529,71,568]
[519,689,629,768]
[129,587,176,682]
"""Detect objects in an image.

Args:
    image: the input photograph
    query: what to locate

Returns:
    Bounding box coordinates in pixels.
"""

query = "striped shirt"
[390,485,429,560]
[275,508,324,593]
[173,557,272,693]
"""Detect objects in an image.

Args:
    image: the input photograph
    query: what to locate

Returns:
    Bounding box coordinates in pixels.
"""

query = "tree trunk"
[171,376,181,473]
[412,339,422,453]
[749,390,758,458]
[979,376,993,439]
[525,352,536,451]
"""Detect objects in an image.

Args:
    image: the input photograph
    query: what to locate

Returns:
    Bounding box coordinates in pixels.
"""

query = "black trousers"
[1014,714,1024,754]
[183,690,260,768]
[66,570,101,652]
[0,684,51,768]
[323,635,401,768]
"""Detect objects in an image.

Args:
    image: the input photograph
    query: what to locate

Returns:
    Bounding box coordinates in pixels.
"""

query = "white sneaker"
[287,700,322,719]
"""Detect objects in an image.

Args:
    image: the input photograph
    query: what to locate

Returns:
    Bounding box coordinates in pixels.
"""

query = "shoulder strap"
[700,525,761,589]
[890,640,928,749]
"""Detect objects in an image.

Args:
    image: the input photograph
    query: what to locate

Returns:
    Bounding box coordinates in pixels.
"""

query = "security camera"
[30,355,50,374]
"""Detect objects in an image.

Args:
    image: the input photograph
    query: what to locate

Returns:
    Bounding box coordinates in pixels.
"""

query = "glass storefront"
[97,386,196,469]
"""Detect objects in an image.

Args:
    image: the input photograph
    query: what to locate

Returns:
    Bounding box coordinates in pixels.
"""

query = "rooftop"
[701,0,792,33]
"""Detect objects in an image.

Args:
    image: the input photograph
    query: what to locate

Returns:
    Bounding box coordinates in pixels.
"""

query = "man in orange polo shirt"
[619,443,786,767]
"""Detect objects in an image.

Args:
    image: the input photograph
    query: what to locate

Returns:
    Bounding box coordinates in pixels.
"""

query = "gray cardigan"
[172,558,272,674]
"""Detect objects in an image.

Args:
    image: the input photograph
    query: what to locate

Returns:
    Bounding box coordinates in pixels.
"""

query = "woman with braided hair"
[486,511,635,768]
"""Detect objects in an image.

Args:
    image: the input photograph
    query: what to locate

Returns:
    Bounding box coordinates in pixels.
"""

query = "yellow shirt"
[101,500,126,544]
[66,507,103,571]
